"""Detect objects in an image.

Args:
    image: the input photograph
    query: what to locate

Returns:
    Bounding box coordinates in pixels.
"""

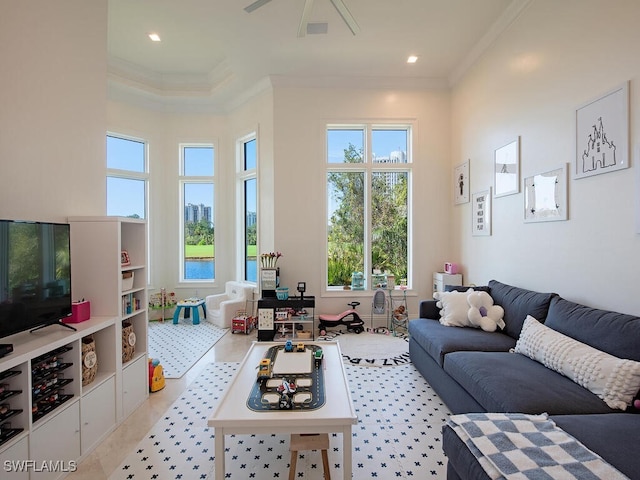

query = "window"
[180,145,215,282]
[326,125,410,290]
[237,135,257,283]
[106,135,148,218]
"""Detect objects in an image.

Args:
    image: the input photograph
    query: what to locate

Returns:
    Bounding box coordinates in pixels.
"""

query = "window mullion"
[363,169,372,287]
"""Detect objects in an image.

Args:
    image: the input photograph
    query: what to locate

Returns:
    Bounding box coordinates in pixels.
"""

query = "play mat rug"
[318,329,410,367]
[148,319,227,378]
[248,344,326,411]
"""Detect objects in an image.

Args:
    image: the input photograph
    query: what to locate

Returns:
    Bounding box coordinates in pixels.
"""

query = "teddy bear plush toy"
[467,291,506,332]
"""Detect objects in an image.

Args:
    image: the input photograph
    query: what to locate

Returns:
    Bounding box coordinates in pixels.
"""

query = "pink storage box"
[64,301,91,324]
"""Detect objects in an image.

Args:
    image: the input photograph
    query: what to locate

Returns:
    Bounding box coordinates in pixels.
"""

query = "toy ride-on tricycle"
[318,301,365,335]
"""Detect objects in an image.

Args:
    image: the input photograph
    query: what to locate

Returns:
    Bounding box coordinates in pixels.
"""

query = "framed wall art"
[472,188,491,236]
[494,137,520,197]
[524,165,568,223]
[454,160,470,204]
[575,81,629,179]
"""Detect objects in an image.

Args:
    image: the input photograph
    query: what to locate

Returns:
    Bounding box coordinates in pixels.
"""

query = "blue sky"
[107,131,405,217]
[327,128,408,163]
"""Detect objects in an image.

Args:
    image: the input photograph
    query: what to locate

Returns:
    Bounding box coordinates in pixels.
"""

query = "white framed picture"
[494,137,520,197]
[524,165,568,223]
[454,160,470,205]
[575,82,629,179]
[472,188,491,236]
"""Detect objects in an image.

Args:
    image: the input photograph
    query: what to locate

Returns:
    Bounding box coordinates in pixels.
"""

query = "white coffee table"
[208,341,357,479]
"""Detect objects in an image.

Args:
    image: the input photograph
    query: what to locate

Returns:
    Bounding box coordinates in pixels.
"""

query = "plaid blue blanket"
[448,413,629,480]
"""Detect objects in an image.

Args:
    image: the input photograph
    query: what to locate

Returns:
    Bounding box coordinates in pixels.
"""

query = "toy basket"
[122,321,136,363]
[122,271,134,291]
[276,287,289,300]
[82,335,98,386]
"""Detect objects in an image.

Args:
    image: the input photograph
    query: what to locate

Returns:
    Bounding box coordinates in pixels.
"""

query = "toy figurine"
[277,378,296,409]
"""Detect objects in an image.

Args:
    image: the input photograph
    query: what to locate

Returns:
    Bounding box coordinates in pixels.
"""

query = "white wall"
[451,0,640,315]
[272,86,451,315]
[0,1,107,222]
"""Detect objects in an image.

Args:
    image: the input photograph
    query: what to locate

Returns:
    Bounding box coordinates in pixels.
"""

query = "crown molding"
[269,74,448,90]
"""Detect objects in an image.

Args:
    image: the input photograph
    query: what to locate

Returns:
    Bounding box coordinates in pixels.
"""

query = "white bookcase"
[0,216,148,479]
[68,216,149,423]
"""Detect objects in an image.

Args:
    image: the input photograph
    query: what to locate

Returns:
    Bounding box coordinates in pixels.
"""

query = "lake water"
[185,259,257,282]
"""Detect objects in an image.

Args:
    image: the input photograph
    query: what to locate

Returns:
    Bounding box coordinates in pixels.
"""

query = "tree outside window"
[326,126,410,289]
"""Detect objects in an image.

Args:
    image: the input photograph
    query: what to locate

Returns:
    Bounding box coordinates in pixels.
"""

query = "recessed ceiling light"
[148,33,161,42]
[407,55,418,64]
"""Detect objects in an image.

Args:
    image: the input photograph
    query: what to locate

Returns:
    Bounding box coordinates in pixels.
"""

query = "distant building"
[246,211,257,227]
[373,150,406,190]
[185,203,212,226]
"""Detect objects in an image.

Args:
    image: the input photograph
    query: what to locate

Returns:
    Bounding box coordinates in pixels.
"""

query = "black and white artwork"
[575,82,629,179]
[454,160,470,204]
[494,138,520,197]
[472,188,491,236]
[524,165,568,223]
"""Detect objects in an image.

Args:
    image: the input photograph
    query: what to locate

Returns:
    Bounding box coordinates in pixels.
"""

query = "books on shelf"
[122,293,142,316]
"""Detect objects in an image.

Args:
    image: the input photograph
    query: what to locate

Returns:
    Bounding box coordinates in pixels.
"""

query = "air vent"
[307,22,328,35]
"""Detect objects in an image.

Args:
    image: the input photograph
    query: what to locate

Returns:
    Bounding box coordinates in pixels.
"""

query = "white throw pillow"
[515,315,640,410]
[433,289,474,327]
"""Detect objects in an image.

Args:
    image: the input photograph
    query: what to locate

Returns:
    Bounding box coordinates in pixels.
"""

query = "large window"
[326,125,410,290]
[106,135,148,218]
[180,145,215,282]
[237,135,257,283]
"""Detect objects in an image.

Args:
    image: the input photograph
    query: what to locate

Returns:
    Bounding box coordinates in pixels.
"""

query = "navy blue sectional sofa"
[408,280,640,480]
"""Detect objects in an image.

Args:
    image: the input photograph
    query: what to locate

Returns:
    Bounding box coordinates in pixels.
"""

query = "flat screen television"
[0,220,74,339]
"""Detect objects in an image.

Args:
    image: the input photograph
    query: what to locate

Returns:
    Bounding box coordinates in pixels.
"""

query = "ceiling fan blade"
[244,0,273,14]
[297,0,315,38]
[330,0,360,35]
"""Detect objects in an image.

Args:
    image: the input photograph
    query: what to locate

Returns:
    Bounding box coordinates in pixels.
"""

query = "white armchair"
[205,281,255,328]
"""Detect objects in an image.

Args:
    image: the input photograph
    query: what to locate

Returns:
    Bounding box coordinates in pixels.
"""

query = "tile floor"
[67,328,255,480]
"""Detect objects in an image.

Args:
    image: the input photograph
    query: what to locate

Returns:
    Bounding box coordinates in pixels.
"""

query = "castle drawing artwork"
[575,82,628,179]
[580,117,617,174]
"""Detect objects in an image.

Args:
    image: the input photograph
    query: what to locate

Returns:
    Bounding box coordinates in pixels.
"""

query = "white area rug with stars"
[148,320,228,378]
[109,362,450,479]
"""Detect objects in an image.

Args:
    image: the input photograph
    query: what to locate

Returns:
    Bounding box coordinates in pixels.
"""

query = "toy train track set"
[247,342,325,411]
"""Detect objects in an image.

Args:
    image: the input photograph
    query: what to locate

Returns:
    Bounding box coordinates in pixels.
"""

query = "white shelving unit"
[257,297,315,342]
[433,272,463,293]
[0,216,149,479]
[68,216,148,423]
